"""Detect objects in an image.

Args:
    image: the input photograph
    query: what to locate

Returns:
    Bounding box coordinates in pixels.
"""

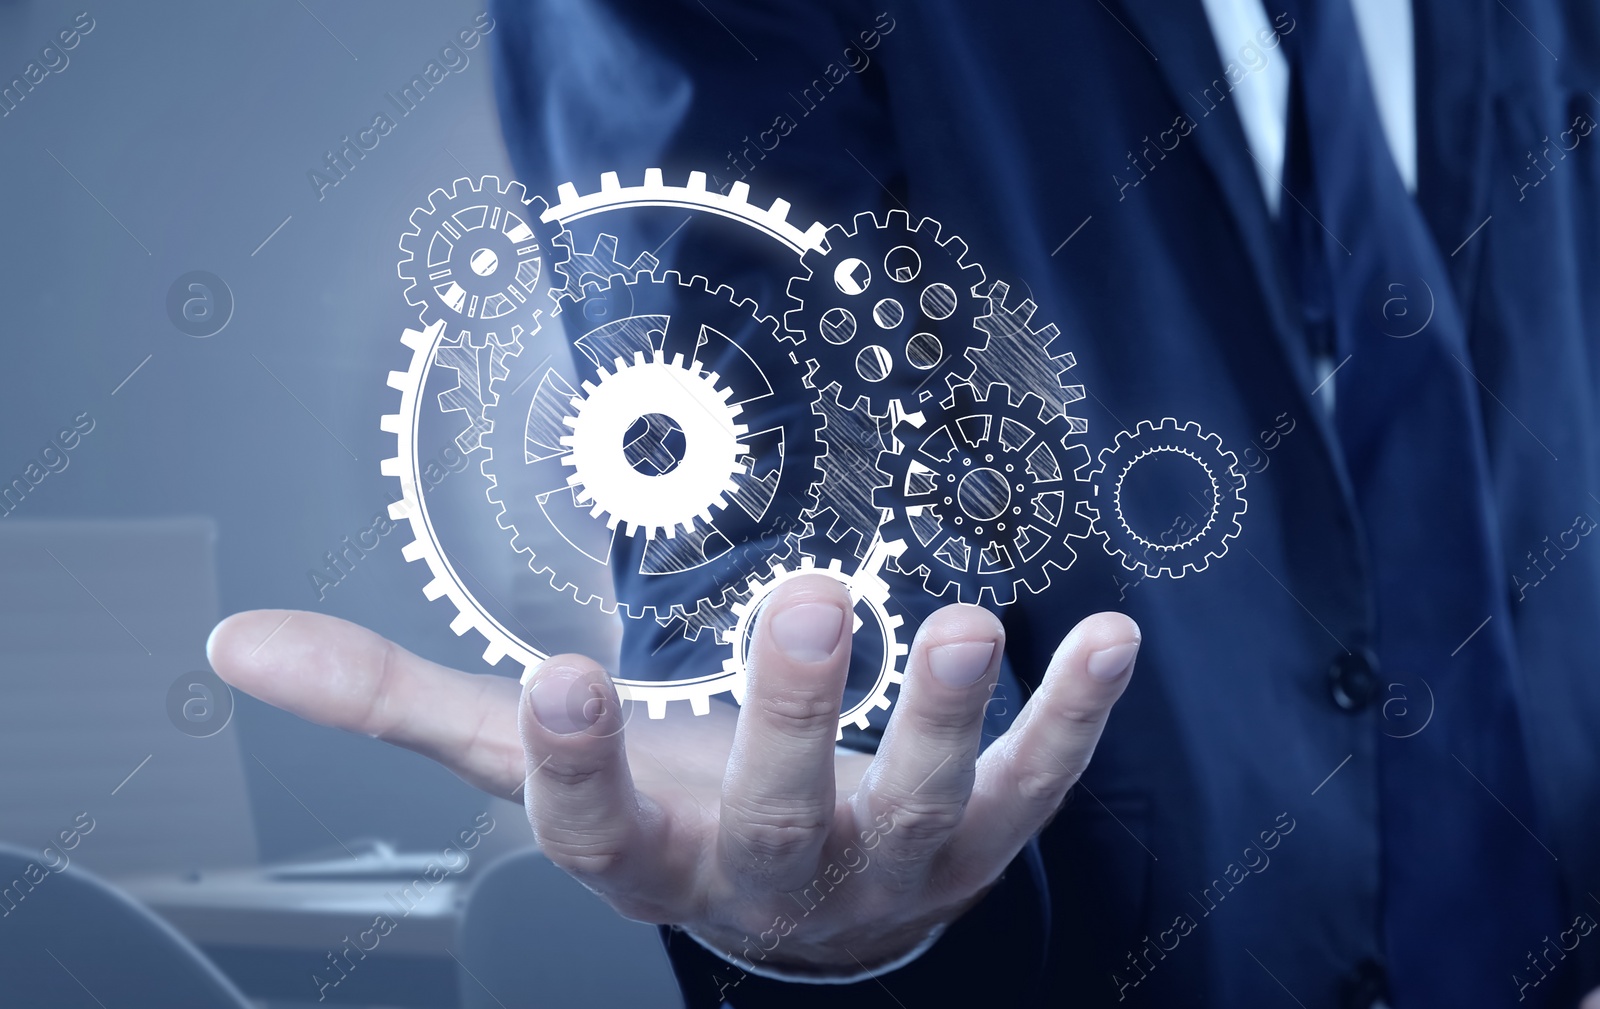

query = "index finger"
[938,611,1139,884]
[207,609,525,798]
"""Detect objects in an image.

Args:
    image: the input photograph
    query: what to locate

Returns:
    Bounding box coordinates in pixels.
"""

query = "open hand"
[208,576,1138,977]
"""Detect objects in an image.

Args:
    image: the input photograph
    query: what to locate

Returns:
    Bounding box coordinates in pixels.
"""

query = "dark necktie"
[1274,1,1565,1005]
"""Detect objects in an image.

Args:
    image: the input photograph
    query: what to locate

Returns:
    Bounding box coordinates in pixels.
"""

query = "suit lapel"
[1110,0,1312,385]
[1411,0,1492,302]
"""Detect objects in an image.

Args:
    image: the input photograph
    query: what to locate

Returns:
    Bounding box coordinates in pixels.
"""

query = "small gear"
[1077,418,1247,578]
[784,210,989,414]
[399,177,570,452]
[720,546,908,739]
[560,349,750,540]
[398,176,568,344]
[876,381,1094,607]
[963,280,1088,425]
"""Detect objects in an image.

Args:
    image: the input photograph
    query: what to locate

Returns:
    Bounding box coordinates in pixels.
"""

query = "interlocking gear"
[479,268,822,638]
[721,547,908,738]
[398,175,567,343]
[386,165,1246,727]
[1078,418,1247,578]
[550,232,659,311]
[963,280,1088,426]
[876,381,1094,607]
[398,176,570,452]
[560,349,750,540]
[801,383,891,565]
[784,210,989,415]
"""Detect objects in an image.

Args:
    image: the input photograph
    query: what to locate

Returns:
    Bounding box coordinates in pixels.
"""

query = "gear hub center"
[623,412,688,476]
[957,466,1012,521]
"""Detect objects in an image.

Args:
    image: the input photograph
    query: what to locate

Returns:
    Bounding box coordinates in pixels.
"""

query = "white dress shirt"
[1196,0,1416,211]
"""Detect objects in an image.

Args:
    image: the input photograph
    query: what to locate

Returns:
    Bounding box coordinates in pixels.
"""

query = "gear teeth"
[543,168,828,254]
[1081,417,1248,579]
[552,232,659,306]
[390,169,839,720]
[482,263,810,653]
[805,381,892,561]
[875,380,1093,605]
[963,280,1083,424]
[556,345,750,540]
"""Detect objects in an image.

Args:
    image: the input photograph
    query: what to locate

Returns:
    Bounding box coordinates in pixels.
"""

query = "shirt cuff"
[675,921,948,985]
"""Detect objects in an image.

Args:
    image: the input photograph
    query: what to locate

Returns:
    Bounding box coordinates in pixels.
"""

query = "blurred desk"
[117,868,461,1007]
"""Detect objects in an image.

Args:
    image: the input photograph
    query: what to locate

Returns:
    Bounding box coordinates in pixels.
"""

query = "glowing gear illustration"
[398,176,567,345]
[382,318,542,669]
[963,280,1087,426]
[544,169,827,257]
[478,267,823,639]
[550,232,660,311]
[399,177,569,452]
[385,165,1249,731]
[876,381,1093,607]
[784,210,989,414]
[559,349,750,540]
[800,384,891,564]
[721,547,908,738]
[1078,417,1248,578]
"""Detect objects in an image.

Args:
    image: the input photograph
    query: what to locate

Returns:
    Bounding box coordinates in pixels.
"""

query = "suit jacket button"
[1328,649,1380,712]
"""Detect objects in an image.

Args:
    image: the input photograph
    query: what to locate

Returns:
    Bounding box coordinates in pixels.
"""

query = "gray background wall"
[0,0,614,862]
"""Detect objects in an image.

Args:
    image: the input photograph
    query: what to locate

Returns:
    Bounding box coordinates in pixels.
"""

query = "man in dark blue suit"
[210,0,1600,1005]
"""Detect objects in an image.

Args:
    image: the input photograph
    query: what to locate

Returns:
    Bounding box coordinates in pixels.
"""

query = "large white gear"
[383,319,537,669]
[1077,417,1248,578]
[479,267,822,631]
[560,349,751,540]
[385,169,838,721]
[719,541,908,739]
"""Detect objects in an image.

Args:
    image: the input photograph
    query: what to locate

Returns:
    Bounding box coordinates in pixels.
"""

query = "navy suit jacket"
[491,1,1600,1005]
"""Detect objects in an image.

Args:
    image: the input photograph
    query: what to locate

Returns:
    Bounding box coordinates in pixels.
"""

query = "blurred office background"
[0,1,668,1005]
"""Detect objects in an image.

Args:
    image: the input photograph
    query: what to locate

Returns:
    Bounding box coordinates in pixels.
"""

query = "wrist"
[676,918,947,984]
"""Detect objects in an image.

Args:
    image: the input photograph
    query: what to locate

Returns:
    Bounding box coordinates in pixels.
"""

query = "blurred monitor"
[0,518,258,876]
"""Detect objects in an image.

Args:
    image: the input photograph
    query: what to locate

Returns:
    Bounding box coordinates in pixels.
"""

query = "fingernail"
[1087,642,1139,681]
[529,669,600,734]
[928,640,997,687]
[769,601,847,662]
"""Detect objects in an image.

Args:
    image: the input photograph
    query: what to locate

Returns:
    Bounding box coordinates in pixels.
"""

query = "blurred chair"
[455,848,682,1008]
[0,842,251,1008]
